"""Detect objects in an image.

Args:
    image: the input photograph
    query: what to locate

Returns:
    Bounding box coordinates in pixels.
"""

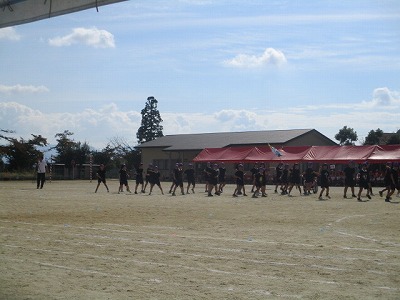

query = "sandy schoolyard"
[0,180,399,299]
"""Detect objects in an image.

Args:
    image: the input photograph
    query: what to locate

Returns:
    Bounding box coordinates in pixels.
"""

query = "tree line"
[1,109,399,172]
[335,126,400,146]
[0,96,163,172]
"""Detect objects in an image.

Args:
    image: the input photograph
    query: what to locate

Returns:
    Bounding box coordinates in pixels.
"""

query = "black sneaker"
[385,198,390,202]
[367,194,371,199]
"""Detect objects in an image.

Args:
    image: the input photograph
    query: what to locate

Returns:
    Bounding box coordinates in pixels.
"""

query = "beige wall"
[284,131,336,147]
[141,148,202,179]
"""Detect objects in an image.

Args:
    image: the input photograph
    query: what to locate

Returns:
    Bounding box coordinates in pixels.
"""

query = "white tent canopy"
[0,0,126,28]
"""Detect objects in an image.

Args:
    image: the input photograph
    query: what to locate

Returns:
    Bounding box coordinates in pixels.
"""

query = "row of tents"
[193,145,400,164]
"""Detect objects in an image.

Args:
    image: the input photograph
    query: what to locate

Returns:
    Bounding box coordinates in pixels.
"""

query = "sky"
[1,0,400,151]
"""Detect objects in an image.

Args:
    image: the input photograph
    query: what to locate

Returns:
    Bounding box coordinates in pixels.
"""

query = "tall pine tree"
[136,96,163,144]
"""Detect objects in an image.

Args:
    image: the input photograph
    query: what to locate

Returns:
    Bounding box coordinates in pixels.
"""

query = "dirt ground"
[0,180,399,300]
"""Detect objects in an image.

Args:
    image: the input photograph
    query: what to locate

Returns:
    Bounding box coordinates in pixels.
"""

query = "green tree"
[0,129,14,157]
[108,137,141,168]
[136,96,163,144]
[92,145,114,167]
[53,130,92,178]
[386,129,400,145]
[1,133,48,171]
[364,128,383,145]
[335,126,358,145]
[53,130,76,164]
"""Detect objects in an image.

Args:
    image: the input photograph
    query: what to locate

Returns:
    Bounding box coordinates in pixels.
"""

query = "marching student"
[357,162,371,202]
[318,163,331,200]
[203,162,212,193]
[250,162,259,193]
[95,164,109,193]
[303,163,317,195]
[172,163,185,196]
[118,164,131,193]
[218,162,226,193]
[343,161,356,198]
[148,166,164,195]
[207,163,220,197]
[393,162,400,198]
[143,164,153,193]
[233,164,247,197]
[169,163,179,194]
[184,163,196,194]
[379,162,395,202]
[134,163,144,194]
[280,164,290,195]
[287,163,302,197]
[274,162,283,193]
[380,162,397,202]
[252,167,267,198]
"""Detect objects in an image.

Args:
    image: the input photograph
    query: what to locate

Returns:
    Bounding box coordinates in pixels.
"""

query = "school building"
[136,129,337,181]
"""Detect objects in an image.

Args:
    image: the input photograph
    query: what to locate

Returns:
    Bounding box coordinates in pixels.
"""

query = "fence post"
[89,154,93,182]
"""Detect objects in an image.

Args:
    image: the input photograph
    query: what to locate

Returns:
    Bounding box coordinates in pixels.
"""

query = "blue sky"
[1,0,400,149]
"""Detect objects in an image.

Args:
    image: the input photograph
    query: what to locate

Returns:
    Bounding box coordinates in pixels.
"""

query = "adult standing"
[36,154,47,189]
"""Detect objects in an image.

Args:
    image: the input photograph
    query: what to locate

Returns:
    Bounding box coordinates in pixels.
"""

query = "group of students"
[339,161,399,202]
[272,161,400,202]
[94,160,400,202]
[95,163,164,195]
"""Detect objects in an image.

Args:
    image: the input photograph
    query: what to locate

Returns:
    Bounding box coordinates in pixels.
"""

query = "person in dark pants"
[36,155,47,189]
[318,163,331,200]
[357,162,371,202]
[118,164,131,193]
[184,163,196,194]
[134,163,144,194]
[172,163,185,196]
[95,164,109,193]
[343,161,356,198]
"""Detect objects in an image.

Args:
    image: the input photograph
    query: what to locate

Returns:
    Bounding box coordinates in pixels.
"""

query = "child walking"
[318,163,331,200]
[95,164,109,193]
[118,164,131,193]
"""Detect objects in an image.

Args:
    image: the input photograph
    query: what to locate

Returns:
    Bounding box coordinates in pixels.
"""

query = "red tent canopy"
[193,145,400,164]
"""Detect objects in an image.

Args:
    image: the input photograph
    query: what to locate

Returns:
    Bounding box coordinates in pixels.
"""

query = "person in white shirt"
[36,155,47,189]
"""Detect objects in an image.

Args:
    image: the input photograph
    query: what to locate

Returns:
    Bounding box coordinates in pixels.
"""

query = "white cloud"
[48,27,115,48]
[371,87,400,106]
[0,84,49,94]
[0,102,140,148]
[224,48,287,68]
[1,91,399,149]
[0,27,21,41]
